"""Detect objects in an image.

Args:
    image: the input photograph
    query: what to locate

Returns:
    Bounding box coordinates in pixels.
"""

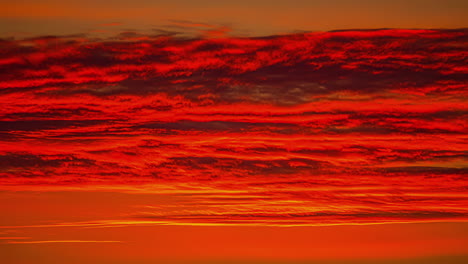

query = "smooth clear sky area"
[1,0,467,37]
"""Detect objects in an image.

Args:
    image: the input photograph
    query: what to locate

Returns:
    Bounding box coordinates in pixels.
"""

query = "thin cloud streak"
[6,240,122,244]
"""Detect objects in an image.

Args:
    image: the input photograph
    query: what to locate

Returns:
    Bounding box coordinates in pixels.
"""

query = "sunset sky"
[0,1,467,264]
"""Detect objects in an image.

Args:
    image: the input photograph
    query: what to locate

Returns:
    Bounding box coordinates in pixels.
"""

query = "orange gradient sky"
[1,0,468,37]
[0,1,468,264]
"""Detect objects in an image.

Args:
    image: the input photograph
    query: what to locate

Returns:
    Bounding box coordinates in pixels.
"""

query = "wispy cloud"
[6,240,121,244]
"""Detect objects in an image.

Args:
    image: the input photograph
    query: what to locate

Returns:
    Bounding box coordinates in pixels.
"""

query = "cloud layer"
[0,29,467,226]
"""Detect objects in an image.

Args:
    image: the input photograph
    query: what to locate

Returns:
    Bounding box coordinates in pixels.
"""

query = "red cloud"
[0,29,467,226]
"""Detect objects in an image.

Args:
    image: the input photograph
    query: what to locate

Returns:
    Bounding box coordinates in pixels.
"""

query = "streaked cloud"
[0,29,467,226]
[6,240,121,244]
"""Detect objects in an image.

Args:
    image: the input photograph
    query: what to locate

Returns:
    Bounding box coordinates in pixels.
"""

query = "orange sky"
[1,0,467,37]
[0,2,468,264]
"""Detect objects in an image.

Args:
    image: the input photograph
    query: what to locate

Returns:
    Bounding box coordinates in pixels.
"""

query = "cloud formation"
[0,29,467,226]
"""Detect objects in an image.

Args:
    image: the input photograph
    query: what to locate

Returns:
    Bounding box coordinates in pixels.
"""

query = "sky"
[0,1,467,264]
[1,0,468,37]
